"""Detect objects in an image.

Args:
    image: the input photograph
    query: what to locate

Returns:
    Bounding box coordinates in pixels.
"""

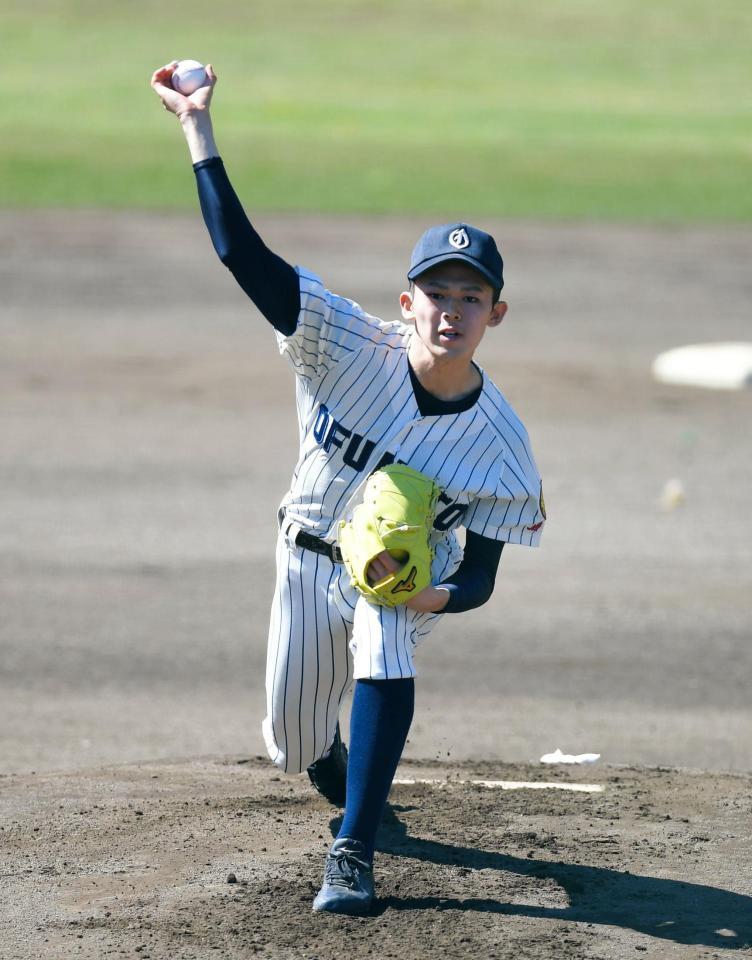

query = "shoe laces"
[324,847,370,889]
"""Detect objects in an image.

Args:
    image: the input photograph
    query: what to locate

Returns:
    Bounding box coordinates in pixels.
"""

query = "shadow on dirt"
[329,806,751,951]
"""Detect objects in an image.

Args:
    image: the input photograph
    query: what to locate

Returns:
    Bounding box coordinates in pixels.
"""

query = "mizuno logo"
[449,227,470,250]
[391,565,418,595]
[526,521,543,532]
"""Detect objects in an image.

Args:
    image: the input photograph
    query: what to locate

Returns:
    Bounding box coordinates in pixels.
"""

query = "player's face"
[400,262,507,364]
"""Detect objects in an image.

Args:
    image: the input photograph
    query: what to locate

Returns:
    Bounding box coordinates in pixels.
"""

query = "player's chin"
[434,332,470,354]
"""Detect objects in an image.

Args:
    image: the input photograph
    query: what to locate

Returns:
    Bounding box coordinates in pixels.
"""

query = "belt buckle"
[331,543,344,564]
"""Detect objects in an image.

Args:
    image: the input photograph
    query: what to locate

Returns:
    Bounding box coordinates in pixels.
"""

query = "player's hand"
[366,552,450,613]
[404,585,450,613]
[366,550,402,585]
[150,61,216,121]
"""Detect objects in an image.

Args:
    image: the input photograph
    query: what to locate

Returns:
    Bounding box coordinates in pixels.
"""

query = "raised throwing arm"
[150,62,299,334]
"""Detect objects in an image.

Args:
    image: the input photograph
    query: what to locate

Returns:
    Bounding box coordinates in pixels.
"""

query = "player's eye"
[464,296,479,303]
[429,292,444,300]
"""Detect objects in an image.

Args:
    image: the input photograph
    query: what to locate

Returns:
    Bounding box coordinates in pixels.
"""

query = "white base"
[652,342,752,391]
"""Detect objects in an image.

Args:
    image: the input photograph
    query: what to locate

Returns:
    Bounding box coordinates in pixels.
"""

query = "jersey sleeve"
[465,448,546,547]
[275,268,408,380]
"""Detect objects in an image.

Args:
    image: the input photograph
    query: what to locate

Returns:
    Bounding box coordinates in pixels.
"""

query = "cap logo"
[448,227,470,250]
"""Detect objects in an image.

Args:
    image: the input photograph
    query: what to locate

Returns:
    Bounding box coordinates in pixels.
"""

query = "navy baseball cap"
[407,222,504,293]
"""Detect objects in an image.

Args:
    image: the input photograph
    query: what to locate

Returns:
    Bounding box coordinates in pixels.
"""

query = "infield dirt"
[3,757,752,958]
[1,212,751,956]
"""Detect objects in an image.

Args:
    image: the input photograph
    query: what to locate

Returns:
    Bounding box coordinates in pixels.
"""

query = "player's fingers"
[190,67,216,108]
[151,79,174,99]
[367,558,386,584]
[150,63,195,116]
[368,551,402,584]
[378,550,402,573]
[150,77,178,101]
[151,83,186,116]
[150,62,178,86]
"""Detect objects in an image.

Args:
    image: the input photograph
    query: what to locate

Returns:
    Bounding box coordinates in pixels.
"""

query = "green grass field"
[2,0,750,220]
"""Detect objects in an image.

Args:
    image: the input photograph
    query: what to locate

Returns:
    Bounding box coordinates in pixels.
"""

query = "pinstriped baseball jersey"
[277,268,545,549]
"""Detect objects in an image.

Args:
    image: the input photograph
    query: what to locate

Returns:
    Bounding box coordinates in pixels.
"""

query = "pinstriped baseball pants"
[262,530,461,774]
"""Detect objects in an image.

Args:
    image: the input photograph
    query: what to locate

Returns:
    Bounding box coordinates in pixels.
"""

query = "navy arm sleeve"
[193,156,300,336]
[439,530,504,614]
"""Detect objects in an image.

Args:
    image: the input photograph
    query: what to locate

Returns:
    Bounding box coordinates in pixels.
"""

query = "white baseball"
[171,59,208,96]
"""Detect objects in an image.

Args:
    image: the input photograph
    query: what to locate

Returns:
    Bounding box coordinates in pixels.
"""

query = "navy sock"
[337,677,415,863]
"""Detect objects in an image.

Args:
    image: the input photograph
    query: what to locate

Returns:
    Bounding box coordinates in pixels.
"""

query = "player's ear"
[399,290,415,321]
[488,300,508,327]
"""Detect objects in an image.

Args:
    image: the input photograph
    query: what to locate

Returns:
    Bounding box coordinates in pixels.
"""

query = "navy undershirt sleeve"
[193,156,300,335]
[439,530,504,614]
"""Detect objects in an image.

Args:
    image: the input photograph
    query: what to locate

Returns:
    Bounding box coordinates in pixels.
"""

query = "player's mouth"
[438,327,461,343]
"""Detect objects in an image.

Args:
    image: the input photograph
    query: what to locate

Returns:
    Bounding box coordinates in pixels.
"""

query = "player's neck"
[407,339,481,402]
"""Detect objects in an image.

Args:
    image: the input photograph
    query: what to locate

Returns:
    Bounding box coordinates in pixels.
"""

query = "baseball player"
[151,62,545,916]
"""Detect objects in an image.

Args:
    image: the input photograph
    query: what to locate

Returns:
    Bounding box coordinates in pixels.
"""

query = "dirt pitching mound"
[2,757,751,959]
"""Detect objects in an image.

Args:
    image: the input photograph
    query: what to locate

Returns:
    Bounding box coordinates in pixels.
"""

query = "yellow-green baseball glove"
[338,464,440,607]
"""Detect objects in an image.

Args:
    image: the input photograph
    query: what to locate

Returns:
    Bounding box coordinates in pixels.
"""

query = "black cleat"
[312,838,374,915]
[307,723,348,806]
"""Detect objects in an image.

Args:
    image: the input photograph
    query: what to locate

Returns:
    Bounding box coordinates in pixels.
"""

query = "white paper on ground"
[540,748,600,764]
